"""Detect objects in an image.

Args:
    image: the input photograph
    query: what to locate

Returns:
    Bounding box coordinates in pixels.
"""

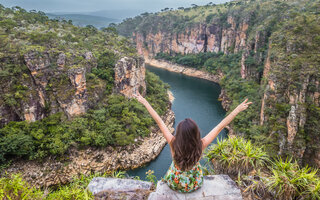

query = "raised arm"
[201,99,252,150]
[133,92,174,143]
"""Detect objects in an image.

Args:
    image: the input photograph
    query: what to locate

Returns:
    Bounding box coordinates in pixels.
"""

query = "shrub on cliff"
[0,129,35,163]
[266,157,320,200]
[0,173,43,200]
[206,137,269,177]
[46,174,95,200]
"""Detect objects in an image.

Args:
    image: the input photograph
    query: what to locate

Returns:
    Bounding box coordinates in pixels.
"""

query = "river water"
[128,64,227,180]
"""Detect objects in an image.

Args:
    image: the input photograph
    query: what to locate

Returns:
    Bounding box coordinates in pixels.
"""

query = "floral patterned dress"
[163,160,203,193]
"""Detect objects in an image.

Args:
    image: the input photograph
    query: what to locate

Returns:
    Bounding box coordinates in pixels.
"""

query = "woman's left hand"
[235,98,252,112]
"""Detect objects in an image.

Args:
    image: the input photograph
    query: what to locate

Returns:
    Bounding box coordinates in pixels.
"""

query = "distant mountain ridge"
[46,13,120,28]
[87,9,145,19]
[47,8,145,28]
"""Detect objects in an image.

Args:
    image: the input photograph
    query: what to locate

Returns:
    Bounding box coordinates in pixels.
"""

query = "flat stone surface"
[148,175,242,200]
[88,177,153,195]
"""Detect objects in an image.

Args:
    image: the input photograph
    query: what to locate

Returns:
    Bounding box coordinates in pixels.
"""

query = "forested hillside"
[117,0,320,167]
[0,5,169,165]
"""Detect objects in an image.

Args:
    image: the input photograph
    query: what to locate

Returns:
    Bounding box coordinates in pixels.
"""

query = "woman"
[133,92,252,193]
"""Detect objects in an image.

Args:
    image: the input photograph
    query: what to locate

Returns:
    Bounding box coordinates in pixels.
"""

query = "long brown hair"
[170,118,202,171]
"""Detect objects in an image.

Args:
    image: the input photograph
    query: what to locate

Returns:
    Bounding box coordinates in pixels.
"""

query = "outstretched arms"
[133,92,174,143]
[201,99,252,150]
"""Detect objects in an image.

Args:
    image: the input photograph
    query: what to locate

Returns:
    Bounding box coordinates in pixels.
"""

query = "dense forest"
[117,0,320,167]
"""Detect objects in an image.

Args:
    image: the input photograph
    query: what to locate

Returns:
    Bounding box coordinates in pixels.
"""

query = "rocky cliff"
[260,18,320,166]
[0,6,146,127]
[130,10,268,82]
[134,15,249,58]
[0,51,98,125]
[117,0,320,167]
[114,57,146,98]
[0,51,149,125]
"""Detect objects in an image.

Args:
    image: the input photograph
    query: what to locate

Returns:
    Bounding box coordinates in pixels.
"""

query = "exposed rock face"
[259,33,320,166]
[0,50,99,125]
[259,42,274,126]
[5,109,175,188]
[219,89,232,111]
[287,105,298,146]
[261,67,319,164]
[1,52,149,125]
[148,175,242,200]
[240,30,267,80]
[65,68,87,117]
[135,16,250,58]
[134,16,266,81]
[114,57,146,98]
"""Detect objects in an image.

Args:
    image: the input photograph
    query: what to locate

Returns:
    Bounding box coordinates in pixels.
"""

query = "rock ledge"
[148,175,242,200]
[88,175,242,200]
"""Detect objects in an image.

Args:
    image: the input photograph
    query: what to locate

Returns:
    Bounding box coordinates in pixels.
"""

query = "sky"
[0,0,231,13]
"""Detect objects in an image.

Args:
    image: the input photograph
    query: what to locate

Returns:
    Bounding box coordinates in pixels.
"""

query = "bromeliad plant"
[205,137,269,177]
[267,157,320,200]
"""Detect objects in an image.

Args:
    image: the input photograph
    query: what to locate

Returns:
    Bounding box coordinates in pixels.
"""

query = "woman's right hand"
[235,98,252,112]
[133,91,147,105]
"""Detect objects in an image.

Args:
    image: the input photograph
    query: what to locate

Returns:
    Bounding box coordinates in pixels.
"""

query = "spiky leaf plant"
[266,157,320,200]
[205,137,269,177]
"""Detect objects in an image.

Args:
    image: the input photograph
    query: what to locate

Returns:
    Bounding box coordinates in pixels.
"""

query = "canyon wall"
[133,15,266,81]
[134,16,249,56]
[0,52,147,126]
[114,57,146,98]
[0,51,99,125]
